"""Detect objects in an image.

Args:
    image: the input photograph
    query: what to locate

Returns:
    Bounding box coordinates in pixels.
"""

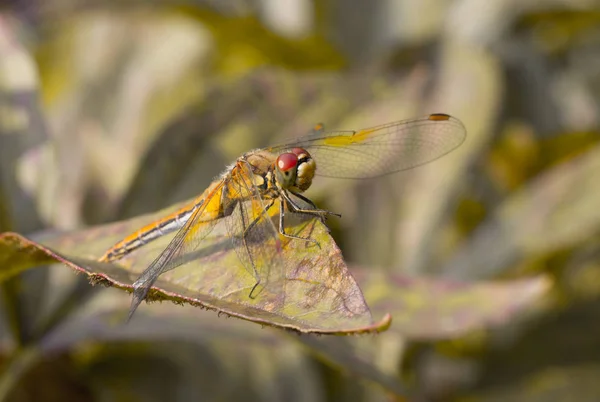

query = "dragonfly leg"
[278,198,321,249]
[285,191,341,220]
[242,200,274,237]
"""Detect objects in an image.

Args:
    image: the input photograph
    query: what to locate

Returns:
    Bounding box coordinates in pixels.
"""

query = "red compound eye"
[276,153,298,172]
[291,147,310,158]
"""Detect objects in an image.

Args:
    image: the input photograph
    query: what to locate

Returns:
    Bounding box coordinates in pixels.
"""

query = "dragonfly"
[99,113,466,320]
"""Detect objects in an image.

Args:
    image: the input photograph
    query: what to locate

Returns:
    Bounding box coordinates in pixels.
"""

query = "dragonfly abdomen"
[99,206,195,262]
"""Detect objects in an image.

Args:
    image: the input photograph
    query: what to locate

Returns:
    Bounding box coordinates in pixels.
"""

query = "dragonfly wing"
[268,114,466,179]
[128,181,226,320]
[223,161,285,299]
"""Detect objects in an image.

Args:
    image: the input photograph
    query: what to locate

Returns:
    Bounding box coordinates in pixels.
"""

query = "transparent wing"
[223,161,285,298]
[267,114,466,179]
[127,181,226,320]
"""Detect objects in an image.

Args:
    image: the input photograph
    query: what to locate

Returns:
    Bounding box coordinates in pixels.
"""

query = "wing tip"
[428,113,452,121]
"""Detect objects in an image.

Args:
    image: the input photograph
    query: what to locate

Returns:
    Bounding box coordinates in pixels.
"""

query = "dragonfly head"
[275,147,315,193]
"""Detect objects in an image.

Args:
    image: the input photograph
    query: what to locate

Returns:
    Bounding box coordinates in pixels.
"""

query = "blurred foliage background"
[1,0,600,401]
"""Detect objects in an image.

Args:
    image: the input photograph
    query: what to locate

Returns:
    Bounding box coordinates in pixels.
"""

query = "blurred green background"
[1,0,600,401]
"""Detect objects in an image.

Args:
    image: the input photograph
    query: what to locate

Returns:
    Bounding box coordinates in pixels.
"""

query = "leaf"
[293,334,412,397]
[394,38,502,274]
[0,26,54,346]
[38,295,281,352]
[31,269,547,397]
[35,291,408,398]
[443,143,600,280]
[0,201,391,335]
[354,269,549,340]
[468,364,600,402]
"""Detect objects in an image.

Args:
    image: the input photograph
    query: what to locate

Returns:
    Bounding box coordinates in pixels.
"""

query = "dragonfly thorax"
[274,147,315,193]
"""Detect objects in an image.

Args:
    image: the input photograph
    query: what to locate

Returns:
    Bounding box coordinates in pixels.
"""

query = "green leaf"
[444,143,600,280]
[355,270,549,340]
[0,201,391,335]
[37,291,407,397]
[468,364,600,402]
